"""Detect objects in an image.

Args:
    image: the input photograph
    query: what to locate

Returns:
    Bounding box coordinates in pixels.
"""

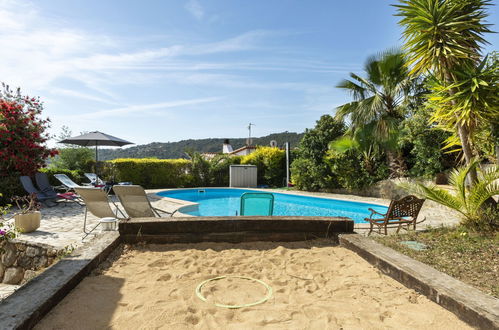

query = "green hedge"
[108,158,191,188]
[0,175,24,205]
[241,147,286,187]
[40,168,85,186]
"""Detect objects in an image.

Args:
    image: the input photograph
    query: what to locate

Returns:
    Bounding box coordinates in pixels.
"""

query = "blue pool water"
[158,188,387,223]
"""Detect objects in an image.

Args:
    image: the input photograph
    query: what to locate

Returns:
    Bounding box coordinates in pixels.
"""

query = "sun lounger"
[74,187,126,239]
[112,185,173,218]
[364,195,426,235]
[35,172,83,205]
[54,173,84,192]
[240,192,274,216]
[19,176,57,206]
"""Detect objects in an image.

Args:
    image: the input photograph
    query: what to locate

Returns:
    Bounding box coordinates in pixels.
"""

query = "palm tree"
[335,49,415,178]
[401,160,498,230]
[395,0,494,184]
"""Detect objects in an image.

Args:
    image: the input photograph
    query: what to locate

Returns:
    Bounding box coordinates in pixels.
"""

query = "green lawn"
[375,227,499,298]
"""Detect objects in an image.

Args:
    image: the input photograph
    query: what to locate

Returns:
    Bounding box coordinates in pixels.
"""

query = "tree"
[50,126,94,171]
[335,49,416,177]
[395,0,494,183]
[0,84,57,176]
[290,115,345,191]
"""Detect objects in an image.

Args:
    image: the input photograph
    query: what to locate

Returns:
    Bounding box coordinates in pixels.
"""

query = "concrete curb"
[0,232,120,330]
[339,233,499,329]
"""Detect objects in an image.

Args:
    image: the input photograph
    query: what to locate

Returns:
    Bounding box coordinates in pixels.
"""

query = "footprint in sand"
[156,274,172,281]
[185,315,200,325]
[148,260,168,268]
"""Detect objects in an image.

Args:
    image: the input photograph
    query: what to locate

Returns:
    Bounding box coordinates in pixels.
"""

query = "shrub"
[399,107,457,178]
[291,115,345,191]
[402,160,499,231]
[50,147,94,172]
[108,158,191,188]
[241,147,285,187]
[0,85,57,176]
[39,168,84,186]
[209,154,242,186]
[0,176,24,205]
[326,150,389,190]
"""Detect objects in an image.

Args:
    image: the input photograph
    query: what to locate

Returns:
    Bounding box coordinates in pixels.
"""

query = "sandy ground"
[36,240,470,330]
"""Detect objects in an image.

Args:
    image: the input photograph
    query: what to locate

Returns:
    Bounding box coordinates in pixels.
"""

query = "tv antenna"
[247,123,255,146]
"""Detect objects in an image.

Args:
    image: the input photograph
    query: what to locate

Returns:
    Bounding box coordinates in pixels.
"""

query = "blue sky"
[1,0,498,146]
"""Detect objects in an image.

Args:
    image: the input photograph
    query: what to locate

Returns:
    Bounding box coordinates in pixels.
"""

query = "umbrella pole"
[95,145,98,180]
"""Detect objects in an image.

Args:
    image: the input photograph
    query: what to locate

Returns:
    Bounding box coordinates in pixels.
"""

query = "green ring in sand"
[195,276,273,309]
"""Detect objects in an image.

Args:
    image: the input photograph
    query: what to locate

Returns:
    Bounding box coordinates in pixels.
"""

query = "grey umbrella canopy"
[58,131,133,162]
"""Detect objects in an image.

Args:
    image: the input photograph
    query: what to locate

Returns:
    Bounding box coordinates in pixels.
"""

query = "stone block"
[47,249,58,257]
[16,243,26,251]
[25,247,40,258]
[1,243,17,267]
[34,256,48,269]
[22,270,37,284]
[3,267,24,284]
[17,255,33,269]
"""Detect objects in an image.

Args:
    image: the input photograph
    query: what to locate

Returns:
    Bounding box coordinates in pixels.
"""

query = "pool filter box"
[229,165,257,188]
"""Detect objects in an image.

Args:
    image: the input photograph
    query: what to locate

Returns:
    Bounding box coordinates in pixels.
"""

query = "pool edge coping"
[149,187,389,225]
[339,233,499,329]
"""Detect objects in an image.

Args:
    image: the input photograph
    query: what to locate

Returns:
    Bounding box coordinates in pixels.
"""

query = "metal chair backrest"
[20,176,49,200]
[113,185,156,218]
[54,174,80,189]
[240,192,274,216]
[84,173,105,185]
[385,195,425,223]
[75,187,116,218]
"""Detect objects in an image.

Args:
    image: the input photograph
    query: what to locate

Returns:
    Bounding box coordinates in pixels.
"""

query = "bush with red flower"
[0,84,58,203]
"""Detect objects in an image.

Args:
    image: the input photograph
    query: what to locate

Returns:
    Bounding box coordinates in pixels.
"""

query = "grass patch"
[375,227,499,298]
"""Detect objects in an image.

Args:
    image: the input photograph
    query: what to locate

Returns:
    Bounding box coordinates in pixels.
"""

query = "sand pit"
[36,239,470,329]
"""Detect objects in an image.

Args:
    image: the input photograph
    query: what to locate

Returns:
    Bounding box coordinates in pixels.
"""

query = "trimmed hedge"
[241,147,286,187]
[108,158,191,188]
[40,168,85,186]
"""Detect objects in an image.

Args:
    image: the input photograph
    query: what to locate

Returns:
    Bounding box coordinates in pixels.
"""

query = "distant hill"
[98,131,304,160]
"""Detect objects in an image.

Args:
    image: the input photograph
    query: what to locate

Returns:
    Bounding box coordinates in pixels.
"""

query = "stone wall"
[0,240,62,285]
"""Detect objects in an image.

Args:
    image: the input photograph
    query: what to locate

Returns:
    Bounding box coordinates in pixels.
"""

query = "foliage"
[39,168,84,186]
[425,56,499,154]
[209,154,242,186]
[375,226,498,298]
[11,194,41,214]
[326,149,389,190]
[185,150,211,187]
[241,147,286,187]
[0,193,16,251]
[0,176,25,205]
[98,132,304,160]
[0,84,57,177]
[401,160,499,231]
[399,107,457,178]
[395,0,494,182]
[291,115,345,191]
[335,49,417,177]
[50,148,94,172]
[108,158,191,189]
[50,126,95,172]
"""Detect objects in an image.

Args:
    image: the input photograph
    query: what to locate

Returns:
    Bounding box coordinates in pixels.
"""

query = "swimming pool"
[158,188,387,223]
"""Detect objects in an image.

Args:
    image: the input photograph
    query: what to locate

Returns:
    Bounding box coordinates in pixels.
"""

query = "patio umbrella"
[58,131,133,163]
